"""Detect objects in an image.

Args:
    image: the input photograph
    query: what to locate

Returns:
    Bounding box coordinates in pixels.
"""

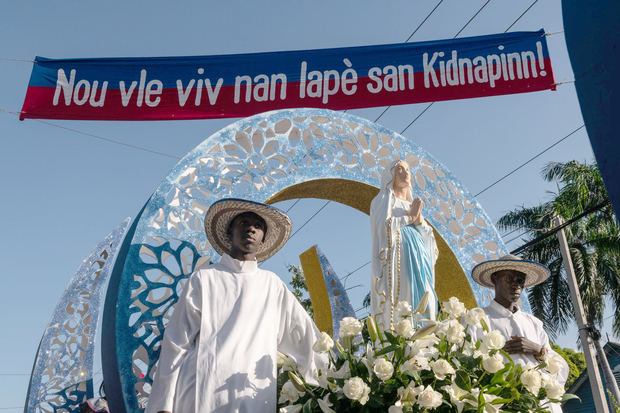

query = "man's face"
[492,270,527,306]
[228,212,267,260]
[393,161,411,186]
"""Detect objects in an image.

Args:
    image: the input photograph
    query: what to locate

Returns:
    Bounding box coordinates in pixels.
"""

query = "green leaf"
[560,393,581,402]
[454,370,472,391]
[374,344,399,357]
[489,370,506,386]
[302,399,313,413]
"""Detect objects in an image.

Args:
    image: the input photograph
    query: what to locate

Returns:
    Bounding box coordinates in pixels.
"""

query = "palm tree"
[497,160,620,404]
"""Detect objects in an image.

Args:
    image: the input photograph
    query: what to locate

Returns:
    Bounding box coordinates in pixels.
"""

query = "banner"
[20,30,554,121]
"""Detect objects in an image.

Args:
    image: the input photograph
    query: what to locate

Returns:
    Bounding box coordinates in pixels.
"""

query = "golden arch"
[265,178,477,310]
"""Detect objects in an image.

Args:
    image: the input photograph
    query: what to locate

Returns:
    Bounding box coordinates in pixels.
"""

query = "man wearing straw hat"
[146,198,325,413]
[472,254,569,412]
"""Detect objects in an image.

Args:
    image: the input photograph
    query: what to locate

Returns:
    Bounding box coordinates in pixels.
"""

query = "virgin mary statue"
[370,159,439,332]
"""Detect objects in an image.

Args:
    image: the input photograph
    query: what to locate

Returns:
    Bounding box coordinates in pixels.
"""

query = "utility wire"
[510,199,610,255]
[284,198,301,214]
[454,0,492,38]
[405,0,445,42]
[0,57,34,62]
[501,226,525,238]
[2,109,181,160]
[374,0,444,123]
[287,200,331,241]
[399,0,539,133]
[504,0,539,33]
[34,119,182,160]
[504,230,532,245]
[473,124,585,197]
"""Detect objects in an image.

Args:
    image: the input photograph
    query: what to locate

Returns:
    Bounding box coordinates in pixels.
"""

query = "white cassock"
[146,253,325,413]
[474,300,569,413]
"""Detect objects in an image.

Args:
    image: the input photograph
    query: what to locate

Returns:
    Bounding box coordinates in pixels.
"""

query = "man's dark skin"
[491,269,546,359]
[157,211,267,413]
[227,211,267,261]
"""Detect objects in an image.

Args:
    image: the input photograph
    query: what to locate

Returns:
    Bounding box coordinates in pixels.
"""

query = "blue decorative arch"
[103,108,511,412]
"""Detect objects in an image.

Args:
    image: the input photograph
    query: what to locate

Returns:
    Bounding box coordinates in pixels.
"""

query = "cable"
[501,226,525,238]
[287,200,331,241]
[473,124,585,197]
[510,199,610,255]
[2,109,181,160]
[342,260,372,283]
[504,0,538,33]
[405,0,445,42]
[504,230,532,245]
[400,102,435,134]
[399,0,541,133]
[34,119,182,160]
[453,0,492,38]
[0,57,34,63]
[373,0,444,123]
[284,198,301,213]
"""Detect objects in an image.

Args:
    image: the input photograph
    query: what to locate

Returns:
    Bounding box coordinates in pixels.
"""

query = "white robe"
[473,300,569,413]
[370,165,438,332]
[146,254,324,413]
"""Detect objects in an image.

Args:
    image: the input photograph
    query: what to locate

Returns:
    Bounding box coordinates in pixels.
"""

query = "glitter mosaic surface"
[110,108,514,411]
[315,246,356,338]
[25,218,130,413]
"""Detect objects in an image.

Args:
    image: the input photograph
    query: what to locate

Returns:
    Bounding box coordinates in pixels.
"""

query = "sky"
[0,0,614,410]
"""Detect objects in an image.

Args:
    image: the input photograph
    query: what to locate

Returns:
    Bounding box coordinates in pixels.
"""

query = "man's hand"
[409,198,424,225]
[503,335,544,356]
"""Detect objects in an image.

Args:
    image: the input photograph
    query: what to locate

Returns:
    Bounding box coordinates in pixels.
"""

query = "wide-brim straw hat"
[471,254,550,288]
[204,198,292,262]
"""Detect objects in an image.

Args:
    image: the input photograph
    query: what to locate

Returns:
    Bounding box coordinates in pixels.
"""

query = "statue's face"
[392,161,411,187]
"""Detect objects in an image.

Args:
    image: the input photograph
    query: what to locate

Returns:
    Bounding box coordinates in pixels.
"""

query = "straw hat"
[471,254,550,288]
[204,198,292,262]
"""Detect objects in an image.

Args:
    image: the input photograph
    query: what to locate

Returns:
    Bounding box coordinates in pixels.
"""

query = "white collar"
[489,298,520,317]
[220,253,258,274]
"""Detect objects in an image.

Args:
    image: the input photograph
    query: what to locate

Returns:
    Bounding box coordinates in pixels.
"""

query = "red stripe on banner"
[20,59,554,121]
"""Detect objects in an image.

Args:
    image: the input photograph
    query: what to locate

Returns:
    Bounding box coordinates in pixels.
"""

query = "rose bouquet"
[278,295,576,412]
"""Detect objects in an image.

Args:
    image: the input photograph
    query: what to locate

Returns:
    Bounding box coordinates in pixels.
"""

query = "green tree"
[287,264,314,317]
[497,160,619,338]
[498,160,620,402]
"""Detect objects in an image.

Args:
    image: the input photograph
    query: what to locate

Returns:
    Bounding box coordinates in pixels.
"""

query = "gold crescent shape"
[265,178,477,310]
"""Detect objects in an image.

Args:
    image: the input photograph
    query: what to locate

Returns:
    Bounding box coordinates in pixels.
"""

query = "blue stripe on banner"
[27,30,548,88]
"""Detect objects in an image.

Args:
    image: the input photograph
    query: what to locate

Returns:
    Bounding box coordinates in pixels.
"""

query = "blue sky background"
[0,1,614,410]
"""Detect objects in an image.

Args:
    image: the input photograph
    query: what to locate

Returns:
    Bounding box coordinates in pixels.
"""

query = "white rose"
[544,379,565,400]
[373,358,394,381]
[481,330,506,352]
[545,353,566,376]
[482,353,505,373]
[463,308,487,327]
[430,359,455,380]
[436,319,465,345]
[442,297,466,318]
[339,317,363,337]
[395,319,414,338]
[313,332,334,353]
[388,401,404,413]
[401,355,429,374]
[398,383,424,402]
[343,377,371,405]
[416,385,443,409]
[520,369,542,395]
[279,380,303,403]
[395,301,412,319]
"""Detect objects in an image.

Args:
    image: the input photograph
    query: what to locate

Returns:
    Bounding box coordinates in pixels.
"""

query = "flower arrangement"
[278,295,576,412]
